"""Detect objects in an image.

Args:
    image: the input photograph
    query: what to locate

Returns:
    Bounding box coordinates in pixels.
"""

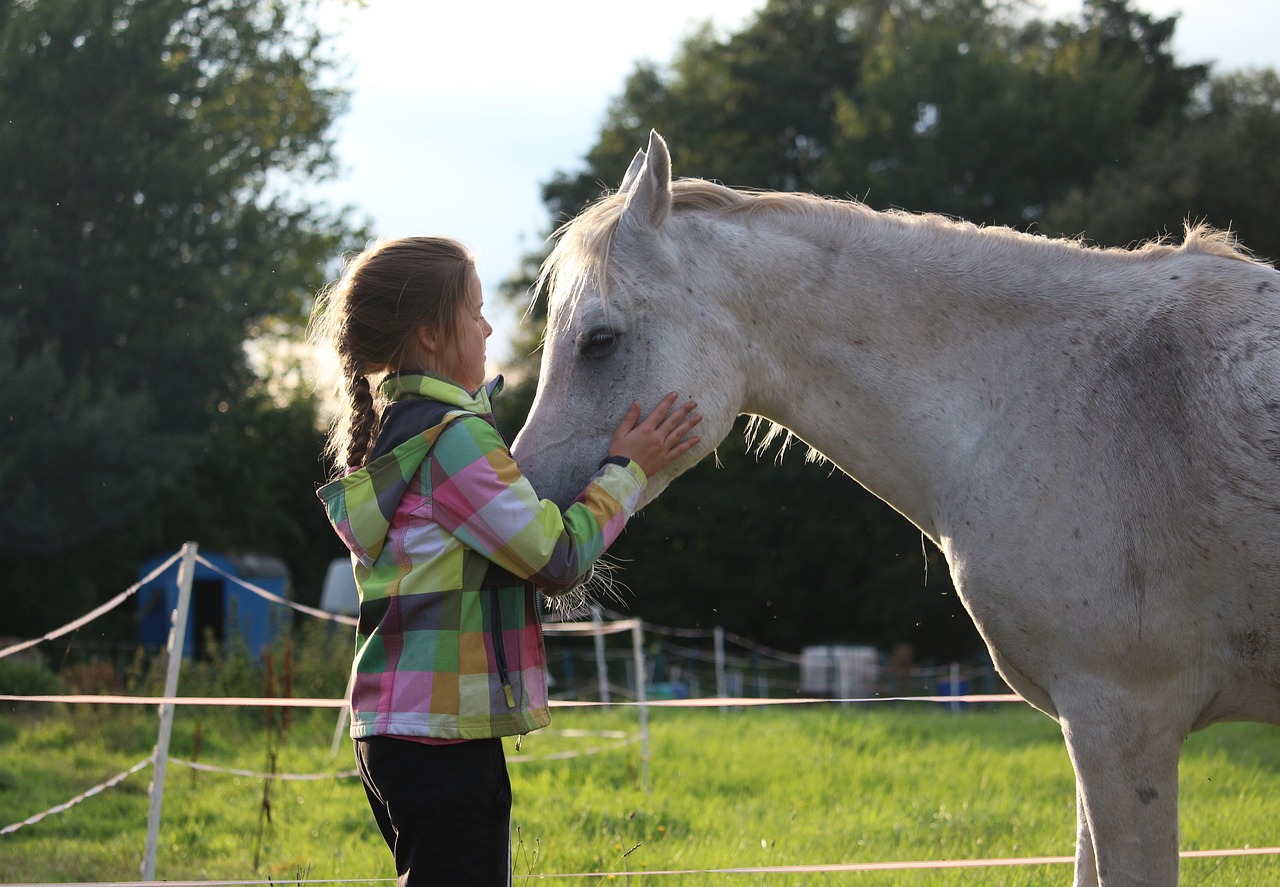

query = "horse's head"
[511,131,742,508]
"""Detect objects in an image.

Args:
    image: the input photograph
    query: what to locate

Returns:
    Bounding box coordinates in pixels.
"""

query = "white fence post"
[141,541,198,880]
[591,605,610,703]
[630,620,650,792]
[713,626,727,712]
[331,667,356,757]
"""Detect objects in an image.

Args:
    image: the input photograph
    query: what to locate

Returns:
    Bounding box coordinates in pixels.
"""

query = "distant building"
[136,552,291,659]
[319,557,359,618]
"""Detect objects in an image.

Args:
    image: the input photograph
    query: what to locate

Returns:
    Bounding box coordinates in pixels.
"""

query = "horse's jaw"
[511,421,707,512]
[512,339,743,511]
[510,425,599,511]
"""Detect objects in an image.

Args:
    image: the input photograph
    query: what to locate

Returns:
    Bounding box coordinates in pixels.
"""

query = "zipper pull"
[503,683,516,709]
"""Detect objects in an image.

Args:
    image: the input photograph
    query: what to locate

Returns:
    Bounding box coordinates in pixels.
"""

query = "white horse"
[510,131,1280,886]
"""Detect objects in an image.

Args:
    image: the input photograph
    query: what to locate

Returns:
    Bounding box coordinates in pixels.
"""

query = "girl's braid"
[343,358,380,470]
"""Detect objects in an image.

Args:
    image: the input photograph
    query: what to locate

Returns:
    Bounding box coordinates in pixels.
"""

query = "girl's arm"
[430,394,700,590]
[428,416,642,589]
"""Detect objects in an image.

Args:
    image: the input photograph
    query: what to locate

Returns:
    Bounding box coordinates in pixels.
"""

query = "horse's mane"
[538,178,1259,315]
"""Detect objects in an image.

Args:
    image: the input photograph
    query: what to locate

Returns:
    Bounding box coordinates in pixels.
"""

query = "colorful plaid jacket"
[317,372,647,740]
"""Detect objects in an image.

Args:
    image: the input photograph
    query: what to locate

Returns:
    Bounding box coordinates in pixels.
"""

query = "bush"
[0,656,61,699]
[120,623,351,702]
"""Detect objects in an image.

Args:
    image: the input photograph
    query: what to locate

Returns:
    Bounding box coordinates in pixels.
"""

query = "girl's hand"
[608,392,702,477]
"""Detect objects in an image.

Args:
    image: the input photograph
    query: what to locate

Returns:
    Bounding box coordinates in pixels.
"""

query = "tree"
[0,0,362,634]
[823,0,1206,225]
[1044,69,1280,261]
[541,1,865,230]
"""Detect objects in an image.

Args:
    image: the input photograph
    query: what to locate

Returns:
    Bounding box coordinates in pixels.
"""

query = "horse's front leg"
[1058,690,1183,887]
[1073,789,1100,887]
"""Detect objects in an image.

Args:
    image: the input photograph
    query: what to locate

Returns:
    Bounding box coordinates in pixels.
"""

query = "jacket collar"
[380,371,503,414]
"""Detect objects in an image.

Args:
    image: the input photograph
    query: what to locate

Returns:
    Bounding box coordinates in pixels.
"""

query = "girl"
[311,236,700,886]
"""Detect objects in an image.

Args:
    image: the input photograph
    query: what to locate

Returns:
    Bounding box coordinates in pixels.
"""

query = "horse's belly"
[1199,675,1280,728]
[1201,620,1280,727]
[950,547,1280,729]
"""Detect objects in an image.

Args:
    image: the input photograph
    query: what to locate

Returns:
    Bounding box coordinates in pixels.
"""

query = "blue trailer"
[136,552,291,659]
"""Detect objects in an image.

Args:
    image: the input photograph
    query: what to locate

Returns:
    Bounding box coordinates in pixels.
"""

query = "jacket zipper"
[490,586,516,709]
[485,416,519,711]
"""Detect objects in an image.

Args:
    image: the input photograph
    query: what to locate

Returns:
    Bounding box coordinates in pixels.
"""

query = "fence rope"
[163,728,638,778]
[525,846,1280,876]
[0,727,647,835]
[0,692,1023,708]
[0,881,394,886]
[601,609,802,663]
[541,618,641,637]
[0,694,348,707]
[0,552,183,662]
[194,554,357,626]
[0,757,152,836]
[1,846,1279,884]
[166,758,359,782]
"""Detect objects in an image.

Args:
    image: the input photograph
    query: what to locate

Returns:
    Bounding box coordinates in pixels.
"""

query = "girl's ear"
[415,323,438,355]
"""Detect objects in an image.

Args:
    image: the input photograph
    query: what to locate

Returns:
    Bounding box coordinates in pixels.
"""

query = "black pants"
[354,736,512,886]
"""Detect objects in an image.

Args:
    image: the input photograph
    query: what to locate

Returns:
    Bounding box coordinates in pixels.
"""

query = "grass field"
[1,701,1278,885]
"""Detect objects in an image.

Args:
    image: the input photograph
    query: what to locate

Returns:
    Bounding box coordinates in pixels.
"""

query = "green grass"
[0,703,1277,884]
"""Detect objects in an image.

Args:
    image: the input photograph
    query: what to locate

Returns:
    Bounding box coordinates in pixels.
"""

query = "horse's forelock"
[538,191,633,324]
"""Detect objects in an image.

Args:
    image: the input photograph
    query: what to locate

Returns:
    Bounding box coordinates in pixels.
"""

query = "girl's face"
[437,268,493,392]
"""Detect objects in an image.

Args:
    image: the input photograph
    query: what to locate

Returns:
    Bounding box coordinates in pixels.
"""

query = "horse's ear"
[621,129,672,230]
[618,149,646,194]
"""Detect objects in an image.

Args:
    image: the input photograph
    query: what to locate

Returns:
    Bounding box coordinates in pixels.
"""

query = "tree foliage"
[1044,69,1280,261]
[823,0,1205,224]
[0,0,360,635]
[513,0,1280,659]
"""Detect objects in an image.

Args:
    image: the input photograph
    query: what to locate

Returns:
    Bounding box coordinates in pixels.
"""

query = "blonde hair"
[310,236,475,473]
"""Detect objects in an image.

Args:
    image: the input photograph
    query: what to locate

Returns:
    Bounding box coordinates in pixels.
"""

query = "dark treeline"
[0,0,361,642]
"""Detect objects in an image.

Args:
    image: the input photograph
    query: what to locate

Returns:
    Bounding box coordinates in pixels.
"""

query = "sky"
[309,0,1280,370]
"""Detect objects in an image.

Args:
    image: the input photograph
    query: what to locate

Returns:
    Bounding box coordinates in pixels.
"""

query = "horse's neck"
[717,212,1095,537]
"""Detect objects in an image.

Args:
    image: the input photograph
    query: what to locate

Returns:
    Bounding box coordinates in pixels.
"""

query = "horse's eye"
[578,327,620,359]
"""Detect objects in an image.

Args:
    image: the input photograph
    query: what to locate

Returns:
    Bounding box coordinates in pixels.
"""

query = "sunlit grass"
[1,704,1277,884]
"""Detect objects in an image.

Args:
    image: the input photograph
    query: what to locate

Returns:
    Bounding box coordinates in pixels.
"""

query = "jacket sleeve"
[426,416,647,591]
